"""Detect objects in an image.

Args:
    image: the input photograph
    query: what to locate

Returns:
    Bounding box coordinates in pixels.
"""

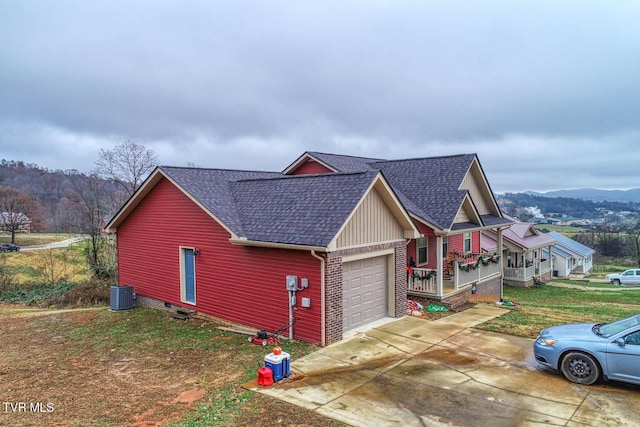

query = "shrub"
[0,279,110,308]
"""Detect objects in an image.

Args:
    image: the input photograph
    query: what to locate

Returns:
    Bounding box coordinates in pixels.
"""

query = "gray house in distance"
[546,231,595,278]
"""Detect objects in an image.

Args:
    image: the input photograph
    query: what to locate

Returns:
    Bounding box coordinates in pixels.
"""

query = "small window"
[464,232,472,253]
[442,236,448,256]
[417,237,428,265]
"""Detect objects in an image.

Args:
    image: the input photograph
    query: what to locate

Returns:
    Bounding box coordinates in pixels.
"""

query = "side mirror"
[615,338,626,347]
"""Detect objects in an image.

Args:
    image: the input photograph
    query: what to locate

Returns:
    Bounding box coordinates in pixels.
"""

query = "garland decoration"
[458,254,501,272]
[406,266,436,281]
[412,269,436,281]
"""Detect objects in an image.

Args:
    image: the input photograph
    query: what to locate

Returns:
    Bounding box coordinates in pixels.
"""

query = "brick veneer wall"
[324,241,408,345]
[468,276,502,303]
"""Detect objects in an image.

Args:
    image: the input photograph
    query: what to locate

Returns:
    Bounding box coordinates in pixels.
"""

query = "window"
[442,236,448,256]
[464,232,472,253]
[625,331,640,346]
[180,247,196,305]
[417,237,428,265]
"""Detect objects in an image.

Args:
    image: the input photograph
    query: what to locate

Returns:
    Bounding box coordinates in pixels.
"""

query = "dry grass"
[0,306,345,427]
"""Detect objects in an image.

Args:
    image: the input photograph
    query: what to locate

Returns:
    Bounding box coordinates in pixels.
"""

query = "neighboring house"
[105,152,510,345]
[546,231,595,277]
[0,212,31,233]
[481,219,556,287]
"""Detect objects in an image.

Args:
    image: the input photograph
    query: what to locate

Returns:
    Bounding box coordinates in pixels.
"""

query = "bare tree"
[627,221,640,268]
[72,173,118,279]
[94,140,158,200]
[0,186,44,243]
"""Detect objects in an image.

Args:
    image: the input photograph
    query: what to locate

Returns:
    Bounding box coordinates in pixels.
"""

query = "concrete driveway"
[246,305,639,426]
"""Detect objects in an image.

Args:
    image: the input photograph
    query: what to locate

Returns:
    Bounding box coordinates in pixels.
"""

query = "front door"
[181,248,196,304]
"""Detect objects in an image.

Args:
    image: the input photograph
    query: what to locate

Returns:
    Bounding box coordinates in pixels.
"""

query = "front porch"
[503,258,553,284]
[407,252,502,302]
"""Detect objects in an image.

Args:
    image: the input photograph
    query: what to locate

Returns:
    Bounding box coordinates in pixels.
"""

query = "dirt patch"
[0,305,345,426]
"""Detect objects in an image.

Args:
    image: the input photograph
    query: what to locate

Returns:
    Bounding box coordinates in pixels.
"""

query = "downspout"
[311,250,326,346]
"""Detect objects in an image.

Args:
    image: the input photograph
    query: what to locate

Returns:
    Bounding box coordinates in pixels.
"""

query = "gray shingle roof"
[305,152,511,230]
[306,152,380,173]
[369,155,475,229]
[159,167,281,236]
[232,171,380,247]
[307,152,475,229]
[153,150,508,245]
[160,166,383,247]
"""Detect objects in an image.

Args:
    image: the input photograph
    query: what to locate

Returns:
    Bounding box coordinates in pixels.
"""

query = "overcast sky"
[1,1,638,193]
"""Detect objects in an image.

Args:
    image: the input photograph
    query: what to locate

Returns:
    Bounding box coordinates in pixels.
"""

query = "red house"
[105,152,511,345]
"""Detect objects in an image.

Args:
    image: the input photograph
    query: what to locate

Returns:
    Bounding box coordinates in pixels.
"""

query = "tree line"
[0,141,158,280]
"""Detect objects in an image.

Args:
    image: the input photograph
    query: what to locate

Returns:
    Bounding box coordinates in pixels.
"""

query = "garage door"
[342,256,388,332]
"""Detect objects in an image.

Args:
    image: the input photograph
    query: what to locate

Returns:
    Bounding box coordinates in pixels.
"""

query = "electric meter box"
[264,351,291,381]
[285,275,298,291]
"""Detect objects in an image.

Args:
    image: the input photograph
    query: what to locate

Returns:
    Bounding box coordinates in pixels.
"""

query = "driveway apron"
[245,305,639,426]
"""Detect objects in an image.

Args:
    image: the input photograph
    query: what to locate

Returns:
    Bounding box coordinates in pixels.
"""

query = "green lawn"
[477,284,640,338]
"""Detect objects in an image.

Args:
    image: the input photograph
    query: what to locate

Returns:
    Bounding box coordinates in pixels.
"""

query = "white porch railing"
[455,256,501,290]
[407,253,502,297]
[407,267,437,294]
[538,259,552,275]
[504,259,552,282]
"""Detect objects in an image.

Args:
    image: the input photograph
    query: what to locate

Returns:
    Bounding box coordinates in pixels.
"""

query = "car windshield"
[596,315,640,338]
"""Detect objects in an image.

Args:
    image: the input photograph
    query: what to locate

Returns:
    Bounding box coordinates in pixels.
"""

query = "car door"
[619,270,638,285]
[606,329,640,384]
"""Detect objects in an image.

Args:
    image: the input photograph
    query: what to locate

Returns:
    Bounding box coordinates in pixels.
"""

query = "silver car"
[534,314,640,385]
[606,269,640,286]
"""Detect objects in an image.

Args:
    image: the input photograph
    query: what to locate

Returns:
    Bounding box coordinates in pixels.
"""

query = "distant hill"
[525,188,640,203]
[497,192,640,220]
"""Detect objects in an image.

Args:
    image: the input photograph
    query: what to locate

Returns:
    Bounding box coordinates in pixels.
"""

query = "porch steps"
[169,307,197,320]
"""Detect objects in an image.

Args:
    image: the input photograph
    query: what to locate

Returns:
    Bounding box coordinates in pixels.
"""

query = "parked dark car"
[534,314,640,385]
[1,243,20,252]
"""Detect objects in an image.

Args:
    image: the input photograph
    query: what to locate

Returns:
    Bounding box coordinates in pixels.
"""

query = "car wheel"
[561,352,600,385]
[612,279,621,285]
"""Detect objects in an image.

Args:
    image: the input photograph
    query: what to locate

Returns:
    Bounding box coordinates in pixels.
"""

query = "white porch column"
[497,227,504,300]
[436,235,444,296]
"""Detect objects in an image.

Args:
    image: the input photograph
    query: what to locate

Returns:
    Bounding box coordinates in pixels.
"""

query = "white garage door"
[342,256,388,332]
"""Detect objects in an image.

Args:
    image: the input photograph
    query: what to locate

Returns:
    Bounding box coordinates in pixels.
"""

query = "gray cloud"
[1,1,638,192]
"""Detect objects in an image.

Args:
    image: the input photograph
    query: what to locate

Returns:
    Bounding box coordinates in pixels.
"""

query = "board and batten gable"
[459,157,501,216]
[116,177,324,343]
[332,187,404,250]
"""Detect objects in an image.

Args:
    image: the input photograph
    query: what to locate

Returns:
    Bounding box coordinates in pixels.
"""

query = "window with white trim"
[464,232,472,253]
[417,236,428,265]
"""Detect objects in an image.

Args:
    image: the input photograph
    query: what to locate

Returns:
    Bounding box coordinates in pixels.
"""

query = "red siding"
[406,223,481,268]
[117,178,323,344]
[290,160,333,175]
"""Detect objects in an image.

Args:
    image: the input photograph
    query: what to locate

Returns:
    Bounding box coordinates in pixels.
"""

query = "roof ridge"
[370,153,476,164]
[159,165,281,174]
[235,170,375,184]
[308,151,382,161]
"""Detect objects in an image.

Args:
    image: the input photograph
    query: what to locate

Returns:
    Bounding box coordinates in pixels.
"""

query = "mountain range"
[522,188,640,203]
